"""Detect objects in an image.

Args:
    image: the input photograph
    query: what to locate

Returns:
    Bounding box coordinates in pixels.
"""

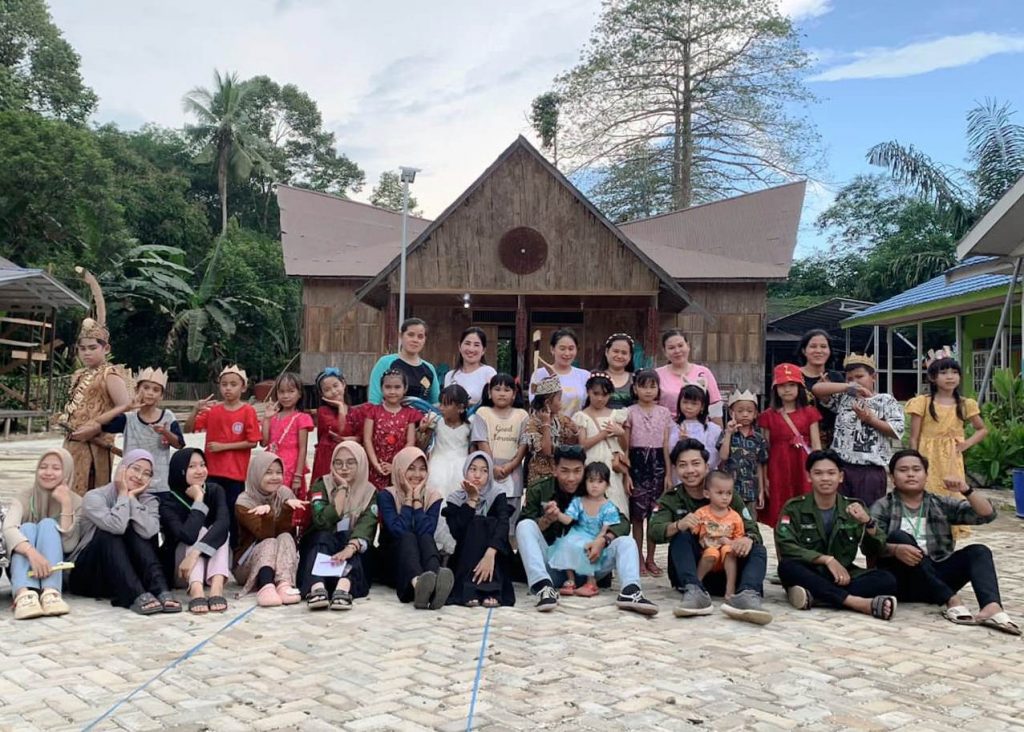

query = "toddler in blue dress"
[547,462,621,597]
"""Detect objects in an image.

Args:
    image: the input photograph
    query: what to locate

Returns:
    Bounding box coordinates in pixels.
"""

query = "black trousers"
[778,558,897,608]
[395,532,440,603]
[69,530,168,609]
[212,477,245,549]
[668,532,768,596]
[878,530,1002,608]
[297,529,370,599]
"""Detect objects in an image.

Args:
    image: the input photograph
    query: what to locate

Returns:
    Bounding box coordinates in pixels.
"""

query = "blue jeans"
[9,519,64,594]
[668,531,767,596]
[515,520,642,591]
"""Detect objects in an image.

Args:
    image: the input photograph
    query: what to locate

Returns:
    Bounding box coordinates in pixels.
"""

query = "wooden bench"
[0,410,51,439]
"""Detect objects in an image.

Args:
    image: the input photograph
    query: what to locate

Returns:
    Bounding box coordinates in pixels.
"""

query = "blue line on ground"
[81,605,256,732]
[465,606,495,732]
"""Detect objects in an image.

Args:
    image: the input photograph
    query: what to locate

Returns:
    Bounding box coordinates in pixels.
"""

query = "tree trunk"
[678,38,693,209]
[218,144,229,236]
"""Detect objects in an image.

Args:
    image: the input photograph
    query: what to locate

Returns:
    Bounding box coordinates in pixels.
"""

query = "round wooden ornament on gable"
[498,227,548,275]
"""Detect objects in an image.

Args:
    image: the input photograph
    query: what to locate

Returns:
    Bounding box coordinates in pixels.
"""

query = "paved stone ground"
[1,434,1023,731]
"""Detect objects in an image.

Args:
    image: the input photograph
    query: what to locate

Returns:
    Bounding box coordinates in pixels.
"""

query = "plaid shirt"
[870,492,996,561]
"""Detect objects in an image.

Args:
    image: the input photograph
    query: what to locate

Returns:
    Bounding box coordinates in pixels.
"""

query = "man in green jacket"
[775,449,897,621]
[516,445,657,615]
[649,438,771,624]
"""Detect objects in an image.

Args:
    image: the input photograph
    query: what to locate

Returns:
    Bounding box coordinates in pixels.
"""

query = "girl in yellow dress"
[907,356,988,535]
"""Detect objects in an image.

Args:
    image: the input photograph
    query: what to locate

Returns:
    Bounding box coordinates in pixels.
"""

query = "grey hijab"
[446,451,502,516]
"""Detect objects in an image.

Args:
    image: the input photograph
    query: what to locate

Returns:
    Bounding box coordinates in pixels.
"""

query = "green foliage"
[965,370,1024,489]
[0,0,97,122]
[530,92,561,161]
[370,171,419,214]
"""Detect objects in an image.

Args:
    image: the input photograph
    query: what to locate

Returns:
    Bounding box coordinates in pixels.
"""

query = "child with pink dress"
[261,373,315,531]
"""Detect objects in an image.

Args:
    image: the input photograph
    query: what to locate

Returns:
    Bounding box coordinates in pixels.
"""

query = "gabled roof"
[842,257,1015,327]
[278,185,431,278]
[353,136,708,317]
[618,181,806,280]
[0,259,88,311]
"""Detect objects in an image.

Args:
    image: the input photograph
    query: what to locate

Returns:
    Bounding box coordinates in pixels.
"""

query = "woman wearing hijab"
[67,449,180,614]
[234,451,304,607]
[298,441,376,611]
[5,448,81,619]
[443,451,515,608]
[377,446,454,609]
[158,448,231,614]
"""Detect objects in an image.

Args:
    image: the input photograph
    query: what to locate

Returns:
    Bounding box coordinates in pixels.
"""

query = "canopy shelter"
[0,258,87,429]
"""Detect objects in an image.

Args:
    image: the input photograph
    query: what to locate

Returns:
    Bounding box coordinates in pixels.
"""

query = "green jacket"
[308,478,378,546]
[774,493,884,571]
[648,484,762,545]
[519,476,629,545]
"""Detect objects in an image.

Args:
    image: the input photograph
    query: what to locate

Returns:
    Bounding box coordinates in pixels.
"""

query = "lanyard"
[903,501,925,539]
[171,489,197,511]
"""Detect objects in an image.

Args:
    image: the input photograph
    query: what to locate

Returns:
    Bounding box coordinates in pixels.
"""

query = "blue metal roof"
[843,256,1012,325]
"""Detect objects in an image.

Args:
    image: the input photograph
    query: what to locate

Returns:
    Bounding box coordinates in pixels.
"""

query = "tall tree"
[555,0,819,214]
[183,70,268,235]
[867,98,1024,239]
[530,92,561,164]
[242,75,364,232]
[370,170,419,214]
[0,0,97,122]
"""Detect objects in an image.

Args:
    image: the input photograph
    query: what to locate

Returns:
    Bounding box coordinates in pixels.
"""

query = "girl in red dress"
[759,363,822,527]
[310,368,362,485]
[364,370,423,489]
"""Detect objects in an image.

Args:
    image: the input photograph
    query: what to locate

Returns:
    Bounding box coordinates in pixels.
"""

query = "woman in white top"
[443,327,497,405]
[528,328,590,417]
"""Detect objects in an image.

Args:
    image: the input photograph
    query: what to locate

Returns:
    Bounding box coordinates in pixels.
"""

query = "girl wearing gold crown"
[58,268,131,495]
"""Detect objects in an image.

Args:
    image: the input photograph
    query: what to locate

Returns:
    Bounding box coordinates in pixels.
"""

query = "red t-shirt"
[193,403,261,481]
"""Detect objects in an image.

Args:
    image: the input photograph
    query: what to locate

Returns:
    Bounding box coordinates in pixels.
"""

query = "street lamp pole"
[398,166,419,331]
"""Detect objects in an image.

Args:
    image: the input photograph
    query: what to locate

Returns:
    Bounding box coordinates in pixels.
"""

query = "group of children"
[5,323,989,618]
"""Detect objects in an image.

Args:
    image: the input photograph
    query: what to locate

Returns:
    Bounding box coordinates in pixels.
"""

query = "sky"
[49,0,1024,256]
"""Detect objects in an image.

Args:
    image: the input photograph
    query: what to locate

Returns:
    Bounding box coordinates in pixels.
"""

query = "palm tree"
[183,70,268,235]
[867,99,1024,240]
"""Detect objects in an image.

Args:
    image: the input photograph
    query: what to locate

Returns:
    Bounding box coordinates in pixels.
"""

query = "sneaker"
[720,589,772,625]
[672,584,713,617]
[786,585,812,610]
[40,589,70,617]
[535,584,559,612]
[616,584,659,616]
[14,591,43,620]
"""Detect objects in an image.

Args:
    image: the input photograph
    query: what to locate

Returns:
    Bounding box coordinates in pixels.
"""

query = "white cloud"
[778,0,832,21]
[48,0,596,217]
[810,32,1024,82]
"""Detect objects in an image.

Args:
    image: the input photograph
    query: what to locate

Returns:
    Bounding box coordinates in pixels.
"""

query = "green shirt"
[519,476,629,545]
[308,478,378,546]
[649,484,762,545]
[774,492,884,571]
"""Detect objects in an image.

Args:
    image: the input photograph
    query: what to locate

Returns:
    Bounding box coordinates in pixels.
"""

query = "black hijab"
[168,447,205,498]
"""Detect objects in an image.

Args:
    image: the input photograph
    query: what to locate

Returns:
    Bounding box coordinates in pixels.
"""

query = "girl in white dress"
[427,385,471,553]
[572,373,629,518]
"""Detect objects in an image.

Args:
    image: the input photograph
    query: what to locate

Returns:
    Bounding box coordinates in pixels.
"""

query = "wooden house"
[279,136,805,395]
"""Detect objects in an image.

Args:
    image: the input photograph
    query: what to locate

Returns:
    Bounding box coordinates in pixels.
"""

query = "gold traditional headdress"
[728,389,758,407]
[75,266,110,343]
[135,367,169,390]
[534,375,562,396]
[843,353,876,371]
[218,364,248,386]
[924,346,956,369]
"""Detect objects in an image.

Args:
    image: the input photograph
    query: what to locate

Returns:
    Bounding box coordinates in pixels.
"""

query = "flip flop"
[978,611,1022,636]
[871,595,897,622]
[942,605,976,625]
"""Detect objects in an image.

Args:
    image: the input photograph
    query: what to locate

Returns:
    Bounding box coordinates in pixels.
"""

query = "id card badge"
[336,517,351,533]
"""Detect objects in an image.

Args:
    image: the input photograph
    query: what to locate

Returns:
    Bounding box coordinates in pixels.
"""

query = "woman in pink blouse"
[656,329,723,427]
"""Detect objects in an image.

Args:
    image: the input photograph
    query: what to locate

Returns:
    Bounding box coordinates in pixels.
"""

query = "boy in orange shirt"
[184,365,261,546]
[694,471,746,599]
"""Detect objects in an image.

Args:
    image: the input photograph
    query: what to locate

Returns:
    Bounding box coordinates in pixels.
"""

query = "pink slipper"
[276,583,301,605]
[574,584,599,598]
[257,584,282,607]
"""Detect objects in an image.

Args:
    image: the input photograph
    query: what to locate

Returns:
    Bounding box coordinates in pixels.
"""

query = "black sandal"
[158,592,182,613]
[871,595,897,621]
[131,592,163,616]
[208,596,228,613]
[330,590,353,611]
[188,597,209,614]
[307,587,330,611]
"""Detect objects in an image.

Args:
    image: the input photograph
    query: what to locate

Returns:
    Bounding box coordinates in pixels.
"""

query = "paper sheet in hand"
[313,553,349,577]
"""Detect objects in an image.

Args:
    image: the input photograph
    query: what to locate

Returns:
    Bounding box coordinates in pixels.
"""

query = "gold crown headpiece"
[728,389,758,407]
[534,375,562,396]
[843,353,876,371]
[218,364,248,386]
[682,375,708,392]
[135,367,168,389]
[924,346,956,369]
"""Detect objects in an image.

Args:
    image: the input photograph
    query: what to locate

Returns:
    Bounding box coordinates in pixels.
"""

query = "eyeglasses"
[127,464,154,480]
[333,459,358,469]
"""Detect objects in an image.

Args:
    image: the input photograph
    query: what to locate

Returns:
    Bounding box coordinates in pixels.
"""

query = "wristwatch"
[864,519,876,530]
[962,487,975,497]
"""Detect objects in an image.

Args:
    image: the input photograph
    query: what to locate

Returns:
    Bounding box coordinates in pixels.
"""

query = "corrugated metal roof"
[0,263,88,311]
[842,257,1012,325]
